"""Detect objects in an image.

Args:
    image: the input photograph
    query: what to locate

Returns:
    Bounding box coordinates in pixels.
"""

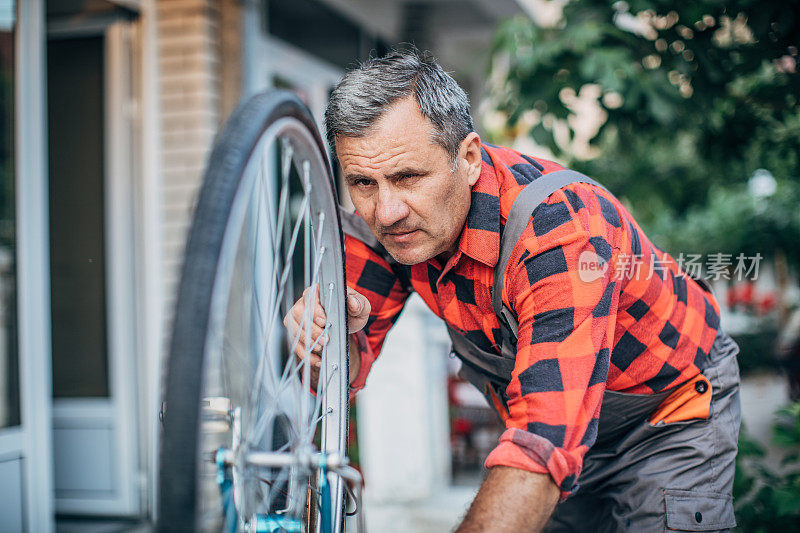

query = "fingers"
[291,300,326,329]
[346,289,364,316]
[283,285,326,331]
[293,334,325,391]
[285,311,328,354]
[286,317,327,352]
[292,343,322,390]
[282,284,331,369]
[288,321,326,386]
[346,286,371,333]
[294,339,324,365]
[346,286,370,314]
[297,285,327,326]
[283,285,373,365]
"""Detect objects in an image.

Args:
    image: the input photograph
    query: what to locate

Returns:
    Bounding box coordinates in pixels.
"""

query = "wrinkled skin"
[284,96,482,385]
[336,96,482,266]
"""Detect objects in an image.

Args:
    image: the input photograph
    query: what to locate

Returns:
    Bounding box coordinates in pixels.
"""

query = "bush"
[734,401,800,531]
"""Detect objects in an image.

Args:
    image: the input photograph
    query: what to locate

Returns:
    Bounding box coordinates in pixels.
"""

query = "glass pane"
[48,36,109,398]
[0,0,20,429]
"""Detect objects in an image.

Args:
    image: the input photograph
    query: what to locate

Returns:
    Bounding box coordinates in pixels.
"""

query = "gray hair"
[324,48,474,163]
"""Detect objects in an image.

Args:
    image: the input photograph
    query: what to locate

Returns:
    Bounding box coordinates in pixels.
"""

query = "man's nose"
[374,186,410,228]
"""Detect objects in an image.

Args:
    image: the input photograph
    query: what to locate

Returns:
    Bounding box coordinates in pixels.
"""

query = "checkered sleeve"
[345,233,410,392]
[484,185,622,499]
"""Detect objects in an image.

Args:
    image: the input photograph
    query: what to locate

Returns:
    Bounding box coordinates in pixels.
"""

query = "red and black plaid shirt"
[345,143,721,496]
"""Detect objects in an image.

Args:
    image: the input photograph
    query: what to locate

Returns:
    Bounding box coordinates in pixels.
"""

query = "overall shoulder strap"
[491,169,606,335]
[338,207,414,293]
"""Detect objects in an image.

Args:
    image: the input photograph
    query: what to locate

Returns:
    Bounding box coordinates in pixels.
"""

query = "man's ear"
[460,132,482,186]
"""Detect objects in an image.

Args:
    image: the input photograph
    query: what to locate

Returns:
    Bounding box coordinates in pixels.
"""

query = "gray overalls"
[341,170,740,532]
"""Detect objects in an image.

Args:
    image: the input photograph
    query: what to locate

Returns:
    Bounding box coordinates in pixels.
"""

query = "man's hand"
[283,285,371,388]
[456,467,560,533]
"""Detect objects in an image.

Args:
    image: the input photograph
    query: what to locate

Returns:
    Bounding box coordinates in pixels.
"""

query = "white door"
[1,0,54,531]
[0,2,28,528]
[47,20,140,516]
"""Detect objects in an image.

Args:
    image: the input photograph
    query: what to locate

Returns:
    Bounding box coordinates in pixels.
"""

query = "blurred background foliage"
[735,401,800,531]
[485,0,799,266]
[486,2,800,526]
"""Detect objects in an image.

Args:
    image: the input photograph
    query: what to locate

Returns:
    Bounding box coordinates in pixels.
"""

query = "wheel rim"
[195,115,348,532]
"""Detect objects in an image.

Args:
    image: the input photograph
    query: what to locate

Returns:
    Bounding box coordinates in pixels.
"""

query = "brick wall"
[156,0,223,338]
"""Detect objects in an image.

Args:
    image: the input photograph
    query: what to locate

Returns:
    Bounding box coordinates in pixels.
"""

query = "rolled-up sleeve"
[344,234,410,392]
[484,185,621,499]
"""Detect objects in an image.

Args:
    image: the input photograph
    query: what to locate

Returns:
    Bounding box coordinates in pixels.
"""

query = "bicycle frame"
[215,447,365,533]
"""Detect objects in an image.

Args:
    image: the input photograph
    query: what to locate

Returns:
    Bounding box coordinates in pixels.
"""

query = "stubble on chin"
[383,245,421,266]
[381,240,431,266]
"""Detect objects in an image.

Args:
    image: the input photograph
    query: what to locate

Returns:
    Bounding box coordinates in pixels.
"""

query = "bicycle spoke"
[248,241,326,448]
[261,138,291,312]
[307,281,337,442]
[245,191,309,419]
[161,96,349,533]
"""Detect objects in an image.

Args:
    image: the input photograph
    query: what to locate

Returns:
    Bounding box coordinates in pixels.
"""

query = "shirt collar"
[453,145,502,268]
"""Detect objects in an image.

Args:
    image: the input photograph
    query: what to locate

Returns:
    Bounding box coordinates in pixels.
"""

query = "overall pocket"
[649,374,712,426]
[594,389,669,448]
[665,489,736,531]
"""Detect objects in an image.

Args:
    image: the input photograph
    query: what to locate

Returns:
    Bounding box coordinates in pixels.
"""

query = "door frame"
[47,18,140,516]
[10,0,54,531]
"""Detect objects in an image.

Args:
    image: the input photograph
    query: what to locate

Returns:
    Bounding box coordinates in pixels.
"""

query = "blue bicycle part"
[216,448,238,533]
[253,513,303,533]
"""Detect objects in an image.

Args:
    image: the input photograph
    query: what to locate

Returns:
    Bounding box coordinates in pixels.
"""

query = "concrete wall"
[356,295,453,501]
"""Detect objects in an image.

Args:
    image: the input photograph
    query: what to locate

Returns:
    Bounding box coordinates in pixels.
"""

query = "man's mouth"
[383,229,419,242]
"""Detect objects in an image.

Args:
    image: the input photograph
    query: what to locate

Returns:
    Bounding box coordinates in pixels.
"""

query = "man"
[284,49,740,532]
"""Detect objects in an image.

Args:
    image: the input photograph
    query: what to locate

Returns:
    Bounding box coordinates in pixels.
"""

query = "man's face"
[336,97,481,265]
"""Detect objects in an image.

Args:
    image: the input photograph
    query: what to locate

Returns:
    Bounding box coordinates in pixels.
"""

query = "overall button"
[695,511,703,523]
[695,380,708,394]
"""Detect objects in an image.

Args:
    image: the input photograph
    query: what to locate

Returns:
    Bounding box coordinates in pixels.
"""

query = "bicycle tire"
[158,90,349,533]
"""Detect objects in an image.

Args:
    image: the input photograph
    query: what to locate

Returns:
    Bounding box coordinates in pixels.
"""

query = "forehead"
[335,98,446,173]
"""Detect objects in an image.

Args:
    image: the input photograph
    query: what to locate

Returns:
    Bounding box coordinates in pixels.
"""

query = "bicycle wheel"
[158,90,349,533]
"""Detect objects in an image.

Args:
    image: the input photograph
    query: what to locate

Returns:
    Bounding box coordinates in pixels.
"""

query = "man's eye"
[400,173,418,181]
[354,178,373,187]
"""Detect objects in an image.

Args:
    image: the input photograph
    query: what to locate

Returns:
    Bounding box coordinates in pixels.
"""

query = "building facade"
[0,0,526,530]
